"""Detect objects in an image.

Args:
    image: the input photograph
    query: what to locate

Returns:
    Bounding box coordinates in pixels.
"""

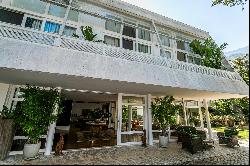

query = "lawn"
[212,127,249,139]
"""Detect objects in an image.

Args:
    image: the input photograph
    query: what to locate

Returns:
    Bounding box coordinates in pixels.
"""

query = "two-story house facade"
[0,0,248,155]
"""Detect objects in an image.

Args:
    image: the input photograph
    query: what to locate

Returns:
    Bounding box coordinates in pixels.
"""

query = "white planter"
[23,142,41,159]
[159,136,168,148]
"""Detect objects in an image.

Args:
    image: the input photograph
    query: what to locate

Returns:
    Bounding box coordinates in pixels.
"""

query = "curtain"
[138,44,150,54]
[44,21,61,34]
[104,36,120,47]
[25,17,42,30]
[63,26,76,37]
[105,20,121,33]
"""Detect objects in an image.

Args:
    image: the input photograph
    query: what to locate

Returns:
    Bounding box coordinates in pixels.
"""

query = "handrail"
[0,22,243,82]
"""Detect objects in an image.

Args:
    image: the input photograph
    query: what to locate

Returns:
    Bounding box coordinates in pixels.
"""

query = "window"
[104,36,120,47]
[159,34,170,47]
[188,56,201,65]
[0,9,24,25]
[63,26,76,37]
[138,43,151,54]
[105,20,121,33]
[12,0,47,14]
[160,50,171,59]
[68,9,79,22]
[177,38,190,51]
[138,25,151,41]
[177,51,187,62]
[177,40,185,50]
[44,21,61,34]
[123,22,136,38]
[123,38,133,50]
[25,17,42,30]
[48,4,67,18]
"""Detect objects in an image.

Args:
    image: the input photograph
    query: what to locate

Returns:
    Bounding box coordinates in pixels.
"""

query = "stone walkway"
[0,140,249,165]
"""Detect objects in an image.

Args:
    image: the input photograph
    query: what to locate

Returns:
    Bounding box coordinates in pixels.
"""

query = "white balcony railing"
[0,22,243,82]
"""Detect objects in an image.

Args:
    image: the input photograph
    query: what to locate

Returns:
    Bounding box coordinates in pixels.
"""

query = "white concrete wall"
[0,83,9,111]
[0,39,248,97]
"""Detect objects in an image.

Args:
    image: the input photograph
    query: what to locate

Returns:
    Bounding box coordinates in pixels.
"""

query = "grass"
[212,127,249,140]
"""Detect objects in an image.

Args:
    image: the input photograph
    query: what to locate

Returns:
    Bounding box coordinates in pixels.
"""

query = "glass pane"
[105,20,121,33]
[194,57,201,65]
[44,21,61,33]
[0,8,24,25]
[138,25,151,41]
[188,56,194,63]
[121,105,144,132]
[12,0,46,14]
[25,17,42,30]
[138,44,150,54]
[68,9,79,22]
[123,38,133,50]
[122,96,145,104]
[104,36,120,47]
[160,35,170,47]
[177,40,185,50]
[63,26,76,37]
[122,25,136,38]
[160,50,171,59]
[177,51,187,62]
[48,4,66,18]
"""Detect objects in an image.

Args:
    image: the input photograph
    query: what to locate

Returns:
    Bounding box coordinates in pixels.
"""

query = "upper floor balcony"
[0,21,248,99]
[0,0,248,99]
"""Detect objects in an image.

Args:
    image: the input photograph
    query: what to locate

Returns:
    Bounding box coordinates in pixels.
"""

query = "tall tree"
[189,37,228,69]
[211,55,249,125]
[212,0,248,9]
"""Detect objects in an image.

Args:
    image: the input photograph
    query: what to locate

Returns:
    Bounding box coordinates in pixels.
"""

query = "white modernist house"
[0,0,248,155]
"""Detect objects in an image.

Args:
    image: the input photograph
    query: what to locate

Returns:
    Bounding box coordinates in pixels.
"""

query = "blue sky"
[122,0,249,52]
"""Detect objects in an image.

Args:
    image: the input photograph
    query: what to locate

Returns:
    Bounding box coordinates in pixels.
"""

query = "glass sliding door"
[118,94,147,145]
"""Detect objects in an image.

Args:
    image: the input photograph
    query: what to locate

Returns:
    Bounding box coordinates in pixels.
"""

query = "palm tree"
[73,26,103,42]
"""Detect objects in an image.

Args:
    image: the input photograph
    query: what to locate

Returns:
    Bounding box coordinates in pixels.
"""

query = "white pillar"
[44,88,61,156]
[117,93,123,145]
[204,99,212,140]
[176,115,180,125]
[128,105,132,131]
[183,99,187,126]
[147,94,153,146]
[198,101,204,130]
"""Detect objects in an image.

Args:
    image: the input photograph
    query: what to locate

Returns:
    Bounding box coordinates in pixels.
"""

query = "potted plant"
[15,85,63,159]
[151,96,182,147]
[0,106,16,160]
[73,26,103,43]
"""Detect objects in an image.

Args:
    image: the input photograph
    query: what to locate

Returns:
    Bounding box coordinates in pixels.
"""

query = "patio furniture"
[217,128,240,148]
[182,133,204,154]
[176,126,206,143]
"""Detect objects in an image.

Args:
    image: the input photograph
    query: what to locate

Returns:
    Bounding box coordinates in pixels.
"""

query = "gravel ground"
[0,140,249,165]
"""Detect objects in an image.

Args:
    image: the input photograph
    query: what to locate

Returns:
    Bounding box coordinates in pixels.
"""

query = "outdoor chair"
[217,129,240,148]
[176,126,206,144]
[181,133,204,154]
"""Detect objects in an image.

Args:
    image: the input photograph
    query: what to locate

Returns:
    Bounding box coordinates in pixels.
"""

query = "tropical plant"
[189,37,228,69]
[73,26,103,42]
[212,0,248,10]
[151,96,182,136]
[14,85,63,144]
[0,105,16,119]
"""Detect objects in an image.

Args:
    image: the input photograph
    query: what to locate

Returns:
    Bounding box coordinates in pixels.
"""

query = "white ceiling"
[0,68,248,101]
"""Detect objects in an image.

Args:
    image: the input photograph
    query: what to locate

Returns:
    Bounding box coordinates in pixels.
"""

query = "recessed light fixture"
[78,90,89,93]
[92,91,102,94]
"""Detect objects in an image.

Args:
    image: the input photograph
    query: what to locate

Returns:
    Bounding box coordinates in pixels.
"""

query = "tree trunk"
[0,118,15,161]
